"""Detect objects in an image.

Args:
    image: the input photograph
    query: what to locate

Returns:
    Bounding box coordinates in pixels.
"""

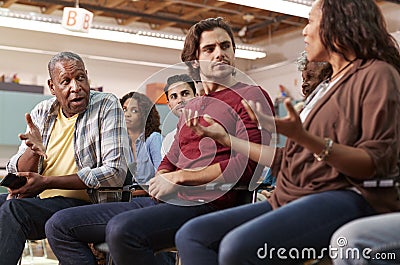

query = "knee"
[45,211,64,239]
[331,222,365,250]
[0,199,13,214]
[175,220,191,249]
[0,193,7,205]
[1,198,23,213]
[218,231,246,265]
[0,199,29,222]
[175,217,209,252]
[45,208,75,239]
[105,214,132,249]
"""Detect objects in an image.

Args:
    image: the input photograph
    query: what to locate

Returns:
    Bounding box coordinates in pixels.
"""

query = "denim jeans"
[0,194,89,265]
[176,190,376,265]
[331,212,400,265]
[45,197,215,265]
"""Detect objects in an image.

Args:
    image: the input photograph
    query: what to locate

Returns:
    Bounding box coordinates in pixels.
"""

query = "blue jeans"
[0,194,89,265]
[331,213,400,265]
[45,197,215,265]
[176,190,376,265]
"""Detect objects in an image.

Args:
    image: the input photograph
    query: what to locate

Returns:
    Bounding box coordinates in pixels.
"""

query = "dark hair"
[164,74,196,100]
[296,51,332,97]
[48,52,85,79]
[120,92,161,139]
[303,61,332,97]
[181,17,236,81]
[314,62,332,82]
[319,0,400,73]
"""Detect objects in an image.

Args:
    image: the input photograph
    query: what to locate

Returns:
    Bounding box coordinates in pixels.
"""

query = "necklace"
[327,58,356,83]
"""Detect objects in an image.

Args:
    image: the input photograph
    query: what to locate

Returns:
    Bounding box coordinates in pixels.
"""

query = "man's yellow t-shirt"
[40,108,90,201]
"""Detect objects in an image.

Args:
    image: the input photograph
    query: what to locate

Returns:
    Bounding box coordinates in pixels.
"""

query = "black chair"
[87,168,134,204]
[93,182,178,265]
[93,181,270,265]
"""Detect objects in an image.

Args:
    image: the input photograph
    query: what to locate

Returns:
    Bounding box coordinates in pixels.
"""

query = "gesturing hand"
[274,98,305,141]
[18,113,47,159]
[241,100,275,132]
[243,99,305,141]
[183,109,230,147]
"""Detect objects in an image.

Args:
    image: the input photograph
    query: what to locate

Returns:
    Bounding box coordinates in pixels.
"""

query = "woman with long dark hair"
[120,92,162,184]
[176,0,400,264]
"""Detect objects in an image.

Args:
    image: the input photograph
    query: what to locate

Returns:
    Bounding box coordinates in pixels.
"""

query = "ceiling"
[0,0,398,46]
[0,0,312,45]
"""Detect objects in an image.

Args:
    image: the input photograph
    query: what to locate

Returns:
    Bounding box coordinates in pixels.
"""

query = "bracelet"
[313,138,334,162]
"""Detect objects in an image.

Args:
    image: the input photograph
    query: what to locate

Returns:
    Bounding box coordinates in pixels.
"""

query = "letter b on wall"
[62,7,93,33]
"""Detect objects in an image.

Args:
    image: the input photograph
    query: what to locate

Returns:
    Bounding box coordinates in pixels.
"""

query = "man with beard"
[45,18,274,265]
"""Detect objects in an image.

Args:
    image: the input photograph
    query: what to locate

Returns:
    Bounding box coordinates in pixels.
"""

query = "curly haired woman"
[176,0,400,264]
[120,92,162,184]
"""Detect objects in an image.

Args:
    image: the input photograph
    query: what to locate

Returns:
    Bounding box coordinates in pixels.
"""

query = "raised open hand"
[183,109,230,147]
[18,113,47,159]
[243,98,305,141]
[242,99,275,132]
[274,98,305,141]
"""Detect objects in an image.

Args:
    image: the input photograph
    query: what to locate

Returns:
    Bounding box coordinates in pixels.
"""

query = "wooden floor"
[20,240,58,265]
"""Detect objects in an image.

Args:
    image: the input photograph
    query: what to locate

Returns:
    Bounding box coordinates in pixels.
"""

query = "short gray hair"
[48,51,85,79]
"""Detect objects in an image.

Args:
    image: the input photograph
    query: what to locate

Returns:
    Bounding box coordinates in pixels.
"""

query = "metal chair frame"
[93,181,270,265]
[18,239,48,265]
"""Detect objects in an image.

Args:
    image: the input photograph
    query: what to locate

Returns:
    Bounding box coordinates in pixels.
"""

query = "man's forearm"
[156,169,171,175]
[17,148,40,172]
[42,174,88,190]
[173,163,223,186]
[228,134,275,167]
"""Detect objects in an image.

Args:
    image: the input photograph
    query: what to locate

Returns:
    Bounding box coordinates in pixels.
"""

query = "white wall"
[0,145,17,169]
[248,61,302,102]
[0,27,187,98]
[380,2,400,33]
[0,26,251,98]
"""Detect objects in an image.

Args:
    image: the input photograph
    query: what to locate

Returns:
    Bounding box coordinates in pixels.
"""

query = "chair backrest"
[235,188,253,205]
[121,169,134,202]
[87,168,134,203]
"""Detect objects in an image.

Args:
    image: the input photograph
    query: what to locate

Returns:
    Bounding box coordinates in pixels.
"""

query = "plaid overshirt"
[7,91,130,202]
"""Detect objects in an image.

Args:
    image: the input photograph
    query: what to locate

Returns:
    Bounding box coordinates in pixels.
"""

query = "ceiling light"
[0,8,266,60]
[235,48,265,60]
[218,0,313,18]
